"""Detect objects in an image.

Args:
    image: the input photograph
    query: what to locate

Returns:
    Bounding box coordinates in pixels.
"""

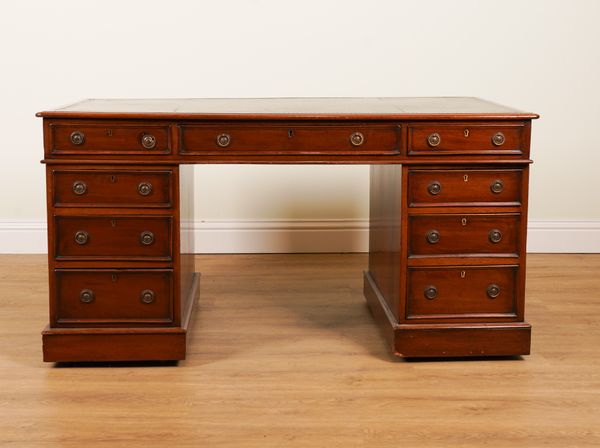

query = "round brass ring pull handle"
[70,131,85,145]
[350,132,365,146]
[487,284,501,299]
[141,134,157,149]
[140,289,155,304]
[428,181,442,195]
[489,229,503,244]
[80,289,95,303]
[216,133,231,148]
[140,231,154,245]
[427,132,441,147]
[74,230,89,245]
[138,182,153,196]
[424,285,438,300]
[490,180,504,194]
[72,181,87,195]
[492,132,505,146]
[426,230,440,244]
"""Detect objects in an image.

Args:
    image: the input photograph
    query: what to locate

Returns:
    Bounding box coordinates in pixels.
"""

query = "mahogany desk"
[37,98,538,362]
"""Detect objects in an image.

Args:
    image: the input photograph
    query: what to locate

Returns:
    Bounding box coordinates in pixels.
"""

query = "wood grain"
[1,254,598,447]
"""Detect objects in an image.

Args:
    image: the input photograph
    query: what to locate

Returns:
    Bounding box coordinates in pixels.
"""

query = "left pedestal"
[42,163,197,362]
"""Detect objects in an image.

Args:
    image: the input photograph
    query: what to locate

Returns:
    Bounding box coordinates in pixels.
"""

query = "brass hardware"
[491,180,504,194]
[487,284,501,298]
[216,133,231,147]
[427,181,442,196]
[350,132,365,147]
[70,131,85,145]
[461,218,467,226]
[463,174,469,182]
[80,289,95,303]
[141,134,157,149]
[140,289,155,304]
[427,132,441,147]
[107,129,113,137]
[460,270,466,278]
[140,231,154,245]
[138,182,153,196]
[288,129,294,138]
[464,129,470,137]
[72,181,87,195]
[489,229,503,244]
[426,230,440,244]
[492,132,505,146]
[74,230,89,245]
[424,285,438,300]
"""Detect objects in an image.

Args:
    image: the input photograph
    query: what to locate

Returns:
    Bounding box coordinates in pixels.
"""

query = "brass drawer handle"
[140,289,155,304]
[424,285,438,300]
[80,289,95,303]
[138,182,153,196]
[216,133,231,148]
[489,229,503,244]
[140,231,154,245]
[487,284,500,299]
[427,132,441,147]
[350,132,365,147]
[70,131,85,145]
[72,181,87,195]
[74,230,89,245]
[492,132,505,146]
[490,180,504,194]
[141,134,157,149]
[426,230,440,244]
[427,181,442,195]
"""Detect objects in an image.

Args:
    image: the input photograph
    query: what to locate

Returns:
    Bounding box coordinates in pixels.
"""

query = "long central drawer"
[179,124,401,154]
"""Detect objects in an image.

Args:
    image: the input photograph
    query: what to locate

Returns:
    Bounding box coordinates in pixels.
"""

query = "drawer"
[179,124,400,155]
[50,123,171,154]
[52,169,174,208]
[409,213,520,257]
[54,269,173,325]
[54,216,172,261]
[407,266,518,320]
[407,123,524,156]
[408,168,523,206]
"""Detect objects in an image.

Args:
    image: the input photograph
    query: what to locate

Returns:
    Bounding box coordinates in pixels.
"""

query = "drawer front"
[54,269,173,325]
[408,168,523,206]
[51,123,171,154]
[409,214,520,256]
[179,124,400,155]
[407,266,518,320]
[55,216,172,260]
[408,123,524,156]
[53,169,173,208]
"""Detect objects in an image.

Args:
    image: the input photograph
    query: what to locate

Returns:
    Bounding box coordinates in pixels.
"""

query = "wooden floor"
[0,254,599,447]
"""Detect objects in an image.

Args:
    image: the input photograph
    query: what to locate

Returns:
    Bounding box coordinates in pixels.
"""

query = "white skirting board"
[1,219,599,254]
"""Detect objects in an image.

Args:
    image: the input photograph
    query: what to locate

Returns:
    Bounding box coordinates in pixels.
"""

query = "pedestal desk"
[37,98,538,362]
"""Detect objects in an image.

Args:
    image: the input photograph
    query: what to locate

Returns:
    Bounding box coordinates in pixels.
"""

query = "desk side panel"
[179,165,196,326]
[367,165,402,320]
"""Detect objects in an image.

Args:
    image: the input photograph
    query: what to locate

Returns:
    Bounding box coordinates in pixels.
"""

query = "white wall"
[1,0,599,252]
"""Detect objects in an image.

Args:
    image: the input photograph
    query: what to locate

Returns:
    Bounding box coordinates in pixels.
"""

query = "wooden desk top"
[37,97,538,120]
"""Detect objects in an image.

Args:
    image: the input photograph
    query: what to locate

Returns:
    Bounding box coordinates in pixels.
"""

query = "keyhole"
[460,271,466,278]
[111,274,117,282]
[107,129,113,137]
[463,174,469,182]
[110,175,116,183]
[464,129,470,138]
[461,218,467,226]
[111,219,116,227]
[288,129,294,138]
